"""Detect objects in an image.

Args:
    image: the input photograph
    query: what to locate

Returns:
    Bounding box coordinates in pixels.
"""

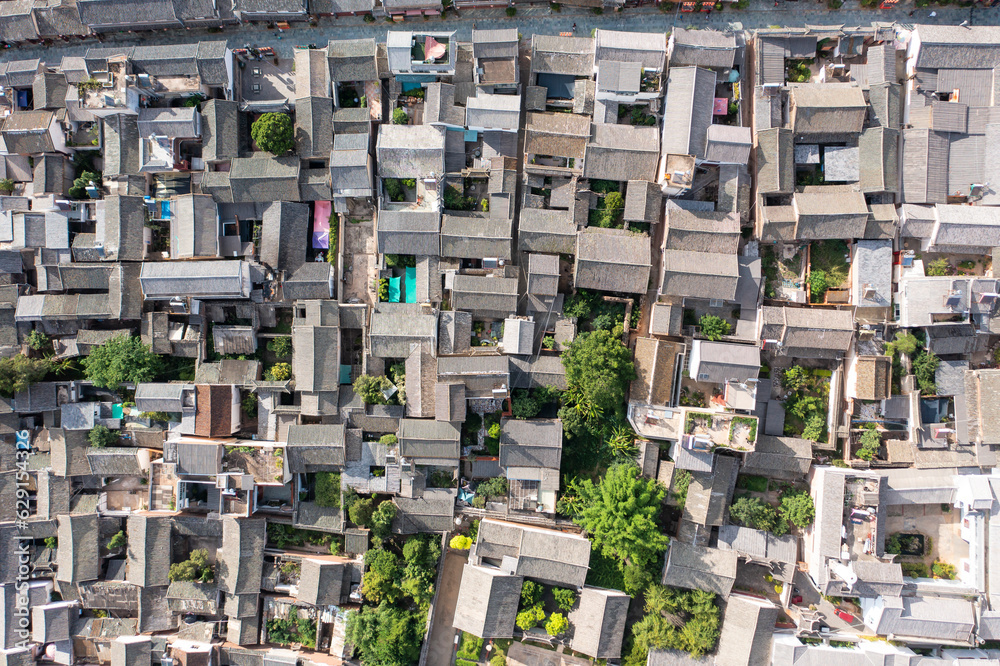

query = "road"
[1,0,997,65]
[423,549,467,666]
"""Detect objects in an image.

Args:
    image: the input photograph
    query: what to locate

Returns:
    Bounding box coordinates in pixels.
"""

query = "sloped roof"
[661,66,716,159]
[568,587,631,659]
[201,99,240,162]
[715,596,778,666]
[576,228,651,293]
[790,85,867,136]
[661,541,737,597]
[56,513,100,583]
[218,517,265,595]
[453,564,522,639]
[260,201,309,274]
[583,124,659,182]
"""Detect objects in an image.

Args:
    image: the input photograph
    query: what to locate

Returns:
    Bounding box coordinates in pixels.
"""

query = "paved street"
[1,0,997,65]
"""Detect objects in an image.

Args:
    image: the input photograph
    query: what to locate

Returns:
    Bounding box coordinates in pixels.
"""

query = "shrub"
[242,394,258,417]
[542,336,555,350]
[545,613,568,636]
[927,258,950,276]
[808,270,829,302]
[887,332,920,357]
[267,336,292,357]
[779,491,815,528]
[363,12,375,21]
[26,330,50,352]
[488,423,501,439]
[314,472,341,508]
[511,390,541,419]
[392,107,409,125]
[385,178,404,202]
[699,315,731,341]
[250,112,294,155]
[801,414,825,442]
[349,498,374,527]
[266,363,291,382]
[490,656,507,666]
[68,170,101,199]
[901,562,929,578]
[515,604,545,631]
[932,560,956,580]
[169,549,214,582]
[856,423,881,461]
[913,349,940,395]
[457,632,484,660]
[88,425,118,448]
[450,535,472,550]
[505,6,516,15]
[476,476,508,500]
[108,531,127,550]
[354,375,393,404]
[553,587,577,611]
[44,537,57,550]
[0,178,13,194]
[730,496,782,533]
[520,580,542,607]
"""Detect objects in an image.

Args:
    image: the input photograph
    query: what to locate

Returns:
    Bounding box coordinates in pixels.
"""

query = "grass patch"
[810,240,849,288]
[457,632,484,661]
[585,549,626,591]
[736,474,768,493]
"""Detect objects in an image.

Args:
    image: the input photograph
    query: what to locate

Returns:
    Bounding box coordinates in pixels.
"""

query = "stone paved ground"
[1,0,996,65]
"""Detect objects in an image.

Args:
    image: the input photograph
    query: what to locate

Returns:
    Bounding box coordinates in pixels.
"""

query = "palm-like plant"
[607,424,638,459]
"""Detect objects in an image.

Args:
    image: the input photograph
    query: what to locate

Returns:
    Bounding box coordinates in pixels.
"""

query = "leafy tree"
[169,549,214,582]
[778,491,815,528]
[265,362,291,381]
[729,496,783,534]
[856,424,881,462]
[801,413,825,442]
[380,434,399,445]
[607,424,638,460]
[82,335,162,389]
[699,315,731,341]
[913,349,940,395]
[345,602,425,666]
[449,535,472,550]
[88,424,118,448]
[623,561,654,595]
[572,464,667,570]
[400,560,436,610]
[108,531,127,550]
[392,107,409,125]
[370,501,397,544]
[562,329,636,416]
[545,612,568,636]
[886,332,920,357]
[68,170,100,199]
[808,269,829,302]
[267,336,292,357]
[314,472,341,508]
[520,580,542,607]
[354,374,393,404]
[0,178,13,194]
[361,548,401,603]
[781,366,808,393]
[926,258,950,276]
[552,587,577,612]
[26,330,50,352]
[349,498,374,526]
[0,355,51,397]
[242,393,258,417]
[489,656,507,666]
[511,389,540,419]
[515,604,545,632]
[476,476,508,501]
[250,112,294,155]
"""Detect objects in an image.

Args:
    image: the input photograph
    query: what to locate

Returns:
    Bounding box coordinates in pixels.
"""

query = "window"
[698,373,709,381]
[295,307,306,319]
[709,299,724,308]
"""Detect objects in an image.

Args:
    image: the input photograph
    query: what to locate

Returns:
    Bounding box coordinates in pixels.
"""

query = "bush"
[515,604,545,631]
[266,363,291,381]
[314,472,341,508]
[392,107,409,125]
[242,394,258,417]
[505,6,516,14]
[490,656,507,666]
[730,496,784,533]
[363,12,375,21]
[808,270,829,302]
[250,112,294,155]
[699,315,731,341]
[488,423,501,439]
[476,476,508,500]
[545,612,568,636]
[927,258,950,276]
[779,491,815,528]
[379,434,398,445]
[511,390,541,419]
[901,562,929,578]
[68,170,101,199]
[932,560,956,579]
[457,632,484,661]
[26,330,50,352]
[521,580,542,607]
[354,375,393,404]
[913,350,940,395]
[801,414,825,442]
[45,537,57,549]
[552,587,577,611]
[0,178,13,194]
[267,336,292,358]
[88,425,118,448]
[856,423,881,461]
[450,535,472,550]
[169,549,214,582]
[349,498,374,526]
[887,332,920,358]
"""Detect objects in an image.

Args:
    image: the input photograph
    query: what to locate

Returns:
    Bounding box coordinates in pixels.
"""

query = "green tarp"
[388,277,401,302]
[405,267,417,303]
[340,365,352,384]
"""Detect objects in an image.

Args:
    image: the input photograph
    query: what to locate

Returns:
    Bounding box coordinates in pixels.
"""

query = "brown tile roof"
[194,384,233,437]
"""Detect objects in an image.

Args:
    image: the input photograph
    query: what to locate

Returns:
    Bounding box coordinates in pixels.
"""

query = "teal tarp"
[388,277,401,302]
[340,365,352,385]
[405,267,417,303]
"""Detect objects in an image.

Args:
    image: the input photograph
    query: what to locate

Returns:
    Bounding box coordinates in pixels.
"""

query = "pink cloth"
[313,200,331,232]
[425,36,447,61]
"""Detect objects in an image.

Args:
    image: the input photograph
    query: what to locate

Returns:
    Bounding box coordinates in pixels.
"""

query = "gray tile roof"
[286,424,346,472]
[475,519,591,587]
[103,114,141,177]
[575,228,651,293]
[229,155,300,203]
[376,124,446,180]
[568,587,631,659]
[660,541,737,597]
[297,559,346,606]
[294,96,333,159]
[790,85,867,136]
[393,487,457,533]
[170,193,219,259]
[201,99,240,162]
[914,25,1000,70]
[704,125,752,165]
[741,435,812,477]
[452,564,522,639]
[661,66,716,159]
[260,201,309,274]
[398,418,460,463]
[218,517,265,595]
[660,249,738,301]
[440,213,512,260]
[126,514,173,589]
[369,305,436,358]
[140,260,251,299]
[451,274,518,317]
[518,208,576,255]
[902,128,950,204]
[714,596,778,666]
[56,513,100,583]
[499,418,562,470]
[669,28,737,69]
[584,124,659,182]
[792,190,869,240]
[327,38,377,82]
[376,209,440,255]
[531,35,595,77]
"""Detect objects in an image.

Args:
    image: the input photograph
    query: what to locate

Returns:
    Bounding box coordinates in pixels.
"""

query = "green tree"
[314,472,341,508]
[562,329,636,416]
[267,336,292,357]
[345,602,425,666]
[801,413,825,442]
[82,336,161,389]
[44,536,58,550]
[778,491,815,528]
[68,170,100,199]
[572,464,667,570]
[856,424,881,461]
[349,498,374,526]
[265,363,291,381]
[729,496,781,533]
[26,330,50,352]
[781,366,808,393]
[392,107,409,125]
[449,534,472,550]
[250,112,294,155]
[926,258,950,276]
[552,587,577,612]
[520,580,542,607]
[886,332,920,357]
[515,604,545,632]
[370,501,397,544]
[607,424,638,460]
[0,355,51,397]
[623,561,654,595]
[88,424,118,448]
[511,390,541,419]
[108,531,127,550]
[913,349,940,395]
[489,656,507,666]
[169,549,214,582]
[545,612,568,636]
[699,315,731,341]
[0,178,13,194]
[361,548,400,603]
[354,374,393,404]
[808,269,828,302]
[400,560,435,610]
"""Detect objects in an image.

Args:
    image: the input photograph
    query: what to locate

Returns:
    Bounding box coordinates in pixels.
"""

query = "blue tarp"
[405,267,416,303]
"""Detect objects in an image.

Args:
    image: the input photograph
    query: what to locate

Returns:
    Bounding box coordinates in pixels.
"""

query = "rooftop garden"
[780,365,830,442]
[761,245,803,300]
[588,180,625,229]
[618,104,657,127]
